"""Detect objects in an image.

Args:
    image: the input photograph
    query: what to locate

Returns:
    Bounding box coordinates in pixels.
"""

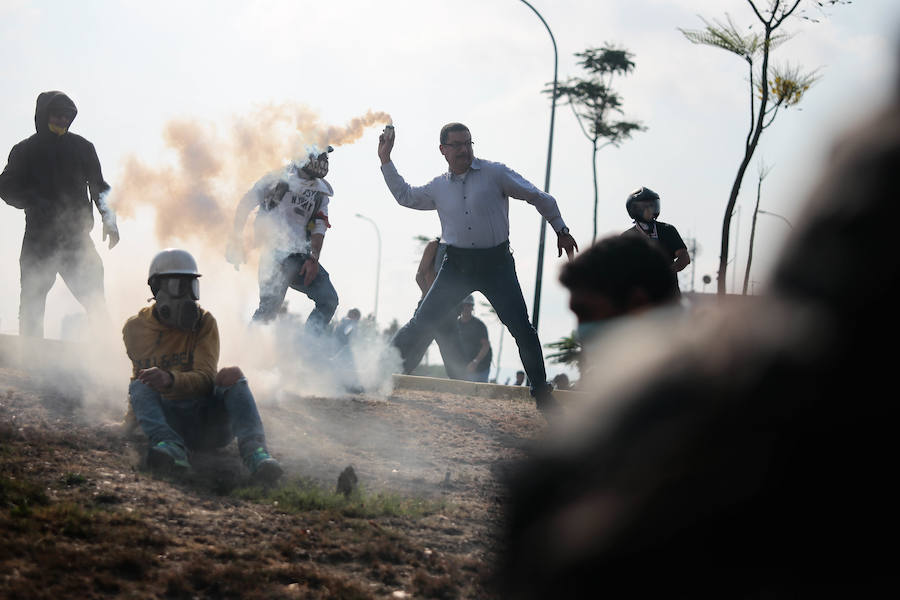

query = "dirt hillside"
[0,365,548,599]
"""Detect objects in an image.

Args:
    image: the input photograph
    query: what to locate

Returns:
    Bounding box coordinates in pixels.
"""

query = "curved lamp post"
[518,0,558,331]
[355,213,382,323]
[757,209,793,229]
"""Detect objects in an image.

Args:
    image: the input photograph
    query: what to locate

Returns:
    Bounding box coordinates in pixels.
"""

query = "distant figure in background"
[559,235,679,347]
[513,370,526,386]
[123,249,282,483]
[621,187,688,291]
[334,307,361,350]
[227,148,338,336]
[332,307,365,394]
[552,373,571,391]
[457,295,492,383]
[378,122,578,414]
[500,72,900,597]
[0,91,119,337]
[406,237,466,379]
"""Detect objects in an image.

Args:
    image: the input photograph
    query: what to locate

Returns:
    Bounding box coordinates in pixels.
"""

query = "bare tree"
[680,0,848,295]
[546,46,645,242]
[742,162,774,295]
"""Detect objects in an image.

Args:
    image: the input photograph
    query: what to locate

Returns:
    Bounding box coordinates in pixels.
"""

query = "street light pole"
[355,213,381,323]
[519,0,558,332]
[757,209,793,229]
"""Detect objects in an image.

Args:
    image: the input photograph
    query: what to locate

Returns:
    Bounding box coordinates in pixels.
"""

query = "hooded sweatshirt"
[0,91,112,242]
[122,305,219,402]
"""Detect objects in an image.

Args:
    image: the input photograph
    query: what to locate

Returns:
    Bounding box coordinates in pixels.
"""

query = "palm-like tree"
[545,332,581,374]
[547,46,645,242]
[679,0,843,294]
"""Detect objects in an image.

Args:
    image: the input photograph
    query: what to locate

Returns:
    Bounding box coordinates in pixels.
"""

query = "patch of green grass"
[233,477,448,519]
[48,503,99,538]
[1,474,50,516]
[62,472,87,486]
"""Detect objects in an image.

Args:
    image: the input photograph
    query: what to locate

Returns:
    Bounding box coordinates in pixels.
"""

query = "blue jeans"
[392,242,547,393]
[253,252,339,335]
[128,378,267,455]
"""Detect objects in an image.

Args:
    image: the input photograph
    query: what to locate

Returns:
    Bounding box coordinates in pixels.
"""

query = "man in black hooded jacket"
[0,91,119,337]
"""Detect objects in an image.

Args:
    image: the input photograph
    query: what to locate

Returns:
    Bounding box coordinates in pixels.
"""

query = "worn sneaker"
[244,447,283,483]
[147,440,190,474]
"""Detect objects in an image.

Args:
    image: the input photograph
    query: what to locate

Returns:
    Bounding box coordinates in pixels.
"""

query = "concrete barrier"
[392,373,587,404]
[0,334,587,404]
[0,333,88,370]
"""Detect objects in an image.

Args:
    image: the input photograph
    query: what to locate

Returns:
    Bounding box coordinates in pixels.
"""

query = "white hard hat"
[148,248,201,283]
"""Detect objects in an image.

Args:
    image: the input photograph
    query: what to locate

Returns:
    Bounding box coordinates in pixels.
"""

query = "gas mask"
[153,276,200,331]
[300,146,334,179]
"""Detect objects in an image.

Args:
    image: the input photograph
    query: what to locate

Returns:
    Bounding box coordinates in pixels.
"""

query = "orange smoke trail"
[111,104,391,247]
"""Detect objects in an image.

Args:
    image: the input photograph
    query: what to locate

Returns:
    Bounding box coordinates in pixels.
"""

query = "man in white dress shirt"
[378,122,578,414]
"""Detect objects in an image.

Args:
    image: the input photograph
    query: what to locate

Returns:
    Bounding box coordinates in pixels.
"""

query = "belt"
[446,241,510,257]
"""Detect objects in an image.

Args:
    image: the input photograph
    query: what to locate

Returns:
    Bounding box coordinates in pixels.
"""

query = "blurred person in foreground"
[227,148,338,336]
[560,234,679,346]
[559,234,680,382]
[123,248,282,483]
[551,234,678,387]
[378,122,578,415]
[499,63,900,597]
[0,91,119,338]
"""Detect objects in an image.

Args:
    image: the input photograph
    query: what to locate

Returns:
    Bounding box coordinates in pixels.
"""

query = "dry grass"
[0,379,507,599]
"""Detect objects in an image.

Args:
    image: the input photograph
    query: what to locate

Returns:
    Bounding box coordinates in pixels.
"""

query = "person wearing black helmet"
[0,91,120,337]
[621,187,689,288]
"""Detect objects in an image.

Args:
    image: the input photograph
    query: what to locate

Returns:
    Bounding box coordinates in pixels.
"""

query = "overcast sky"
[1,0,898,382]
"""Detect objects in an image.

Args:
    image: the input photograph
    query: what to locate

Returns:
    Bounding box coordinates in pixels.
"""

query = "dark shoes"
[243,446,284,484]
[147,440,191,474]
[532,383,562,418]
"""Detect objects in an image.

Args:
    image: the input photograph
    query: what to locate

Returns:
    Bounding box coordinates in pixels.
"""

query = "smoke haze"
[112,104,391,247]
[2,103,399,434]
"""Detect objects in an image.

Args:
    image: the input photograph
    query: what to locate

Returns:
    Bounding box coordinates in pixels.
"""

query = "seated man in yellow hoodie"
[122,248,282,482]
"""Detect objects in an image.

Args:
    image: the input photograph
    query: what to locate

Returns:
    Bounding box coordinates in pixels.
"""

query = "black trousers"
[392,242,547,393]
[19,230,106,338]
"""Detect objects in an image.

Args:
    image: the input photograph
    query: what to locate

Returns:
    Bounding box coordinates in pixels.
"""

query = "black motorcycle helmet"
[626,187,661,223]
